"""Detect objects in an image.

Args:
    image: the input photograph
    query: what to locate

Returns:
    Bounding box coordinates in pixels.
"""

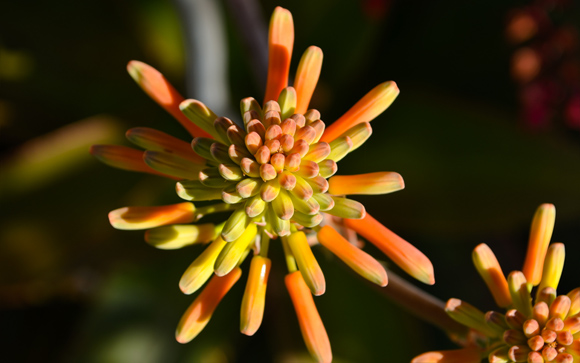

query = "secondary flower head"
[413,204,580,363]
[92,7,434,362]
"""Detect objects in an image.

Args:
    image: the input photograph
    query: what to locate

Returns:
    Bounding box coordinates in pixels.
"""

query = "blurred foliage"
[1,0,579,362]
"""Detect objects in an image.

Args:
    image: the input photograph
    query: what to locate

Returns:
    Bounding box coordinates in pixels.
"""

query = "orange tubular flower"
[176,267,242,344]
[93,6,434,361]
[285,271,332,363]
[414,204,580,363]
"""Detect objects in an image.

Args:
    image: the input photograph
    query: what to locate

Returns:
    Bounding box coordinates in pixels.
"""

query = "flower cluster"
[413,204,580,363]
[91,7,435,362]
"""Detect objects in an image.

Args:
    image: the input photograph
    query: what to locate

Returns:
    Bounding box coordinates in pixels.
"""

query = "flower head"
[92,6,434,361]
[413,204,580,363]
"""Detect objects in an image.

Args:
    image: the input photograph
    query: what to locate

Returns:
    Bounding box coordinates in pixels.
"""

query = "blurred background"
[1,0,580,362]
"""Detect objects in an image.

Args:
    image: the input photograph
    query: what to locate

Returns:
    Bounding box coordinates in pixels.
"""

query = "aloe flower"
[92,6,434,362]
[413,204,580,363]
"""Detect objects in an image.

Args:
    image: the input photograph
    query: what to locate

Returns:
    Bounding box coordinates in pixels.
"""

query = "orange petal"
[328,172,404,195]
[287,231,326,295]
[412,347,482,363]
[285,271,332,363]
[294,46,323,114]
[263,7,294,104]
[127,61,212,138]
[522,203,556,286]
[320,81,399,143]
[344,213,435,285]
[108,202,195,230]
[317,225,388,286]
[472,243,512,308]
[90,144,176,179]
[240,256,272,336]
[175,267,242,344]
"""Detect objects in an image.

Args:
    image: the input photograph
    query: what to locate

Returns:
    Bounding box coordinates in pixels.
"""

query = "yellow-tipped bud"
[291,175,314,201]
[326,136,353,162]
[145,223,218,250]
[318,226,388,286]
[221,207,249,242]
[285,271,332,363]
[176,268,242,343]
[179,99,219,139]
[522,203,556,286]
[328,172,404,196]
[278,87,297,120]
[240,97,262,120]
[271,189,294,220]
[304,142,331,163]
[318,160,337,178]
[305,176,329,194]
[287,232,326,296]
[289,193,320,215]
[218,164,244,181]
[445,298,501,337]
[179,236,227,294]
[109,202,195,230]
[337,122,372,152]
[176,180,223,201]
[313,193,335,211]
[536,243,565,299]
[236,178,263,198]
[240,256,272,336]
[309,120,325,144]
[296,160,320,179]
[291,211,324,228]
[472,243,512,308]
[549,295,571,320]
[508,271,533,317]
[215,224,258,276]
[199,167,234,188]
[260,178,281,202]
[326,197,366,219]
[245,195,266,218]
[240,158,261,178]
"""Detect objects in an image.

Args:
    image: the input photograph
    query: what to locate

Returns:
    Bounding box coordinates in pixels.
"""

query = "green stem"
[259,229,270,257]
[281,236,297,273]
